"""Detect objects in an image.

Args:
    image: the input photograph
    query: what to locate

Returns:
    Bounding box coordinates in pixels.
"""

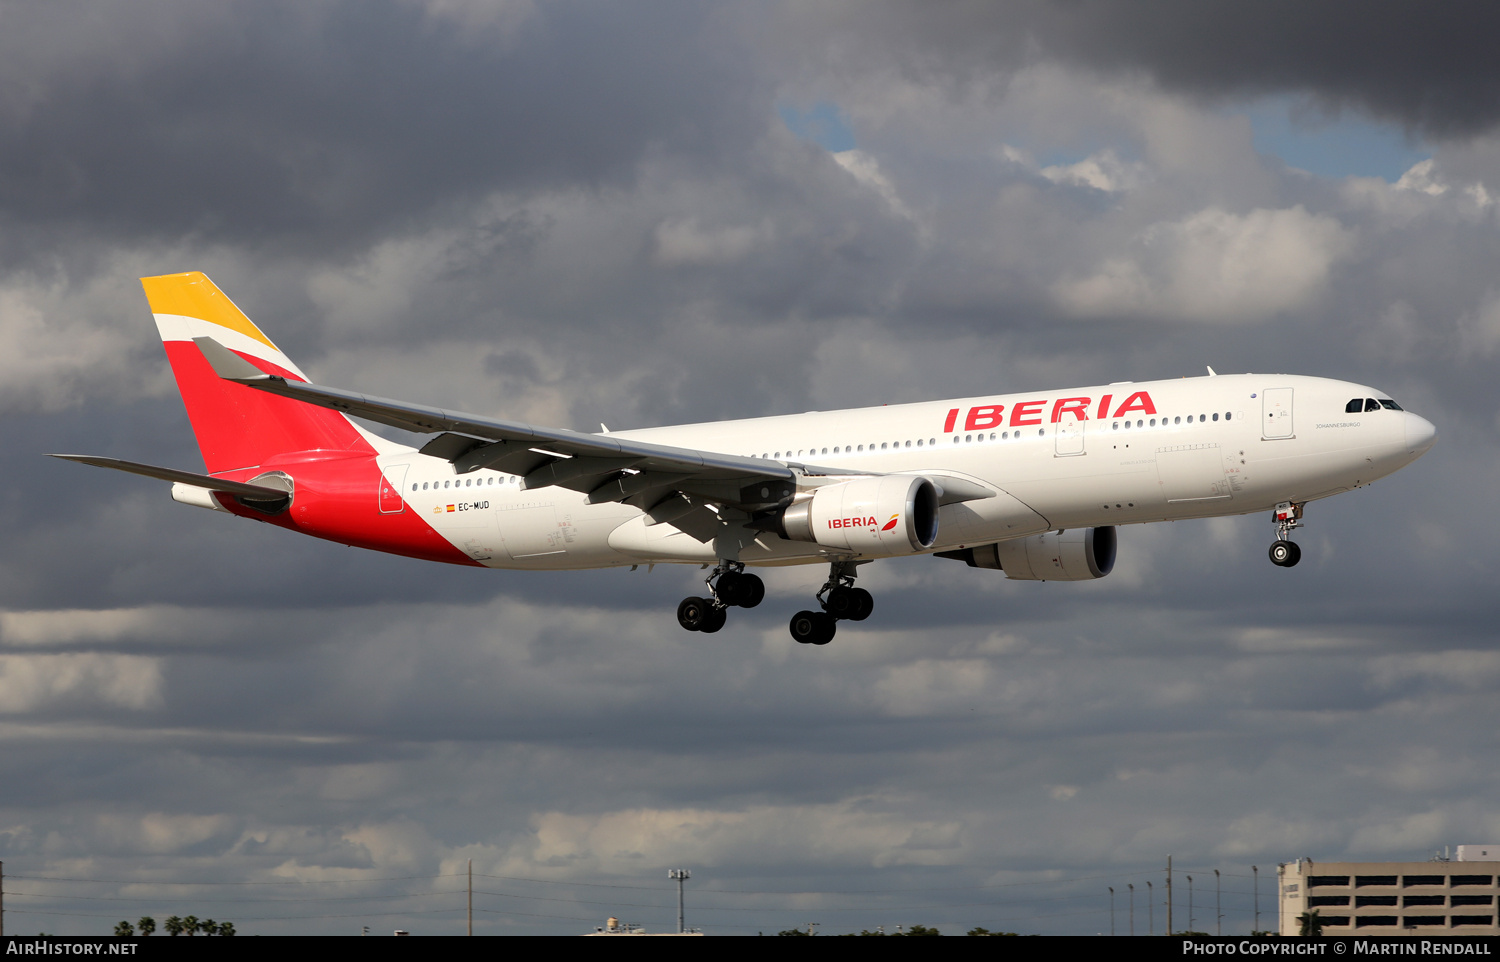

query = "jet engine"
[775,475,939,556]
[941,526,1116,581]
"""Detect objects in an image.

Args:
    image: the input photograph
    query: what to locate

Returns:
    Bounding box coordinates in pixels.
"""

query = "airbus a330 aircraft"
[57,273,1437,645]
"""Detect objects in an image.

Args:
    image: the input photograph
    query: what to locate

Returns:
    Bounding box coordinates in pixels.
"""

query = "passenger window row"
[754,439,943,459]
[750,410,1240,459]
[1114,412,1232,430]
[408,402,1265,488]
[412,475,519,492]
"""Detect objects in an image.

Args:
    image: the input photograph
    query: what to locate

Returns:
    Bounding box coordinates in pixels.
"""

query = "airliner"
[56,273,1438,645]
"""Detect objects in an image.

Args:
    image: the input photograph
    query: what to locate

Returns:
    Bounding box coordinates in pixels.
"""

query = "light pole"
[1215,869,1221,937]
[1129,883,1135,936]
[1188,875,1194,932]
[1148,880,1154,936]
[1109,887,1115,936]
[668,869,690,934]
[1253,865,1260,934]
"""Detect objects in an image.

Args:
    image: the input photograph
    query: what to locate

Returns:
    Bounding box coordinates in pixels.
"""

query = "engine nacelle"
[951,526,1116,581]
[778,475,939,555]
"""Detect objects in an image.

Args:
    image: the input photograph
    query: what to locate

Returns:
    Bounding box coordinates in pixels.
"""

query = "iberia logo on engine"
[828,514,902,531]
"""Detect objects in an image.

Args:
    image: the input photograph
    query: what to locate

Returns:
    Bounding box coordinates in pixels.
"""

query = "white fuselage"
[383,374,1434,570]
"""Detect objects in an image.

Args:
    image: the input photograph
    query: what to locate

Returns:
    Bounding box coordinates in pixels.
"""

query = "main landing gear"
[677,562,765,633]
[788,560,873,646]
[1268,501,1304,568]
[675,559,876,646]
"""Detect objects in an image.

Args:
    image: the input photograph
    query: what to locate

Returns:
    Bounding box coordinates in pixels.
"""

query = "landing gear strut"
[677,561,764,633]
[1268,501,1304,568]
[789,560,873,645]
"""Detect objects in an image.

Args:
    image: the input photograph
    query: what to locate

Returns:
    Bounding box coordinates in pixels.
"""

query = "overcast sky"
[2,0,1497,936]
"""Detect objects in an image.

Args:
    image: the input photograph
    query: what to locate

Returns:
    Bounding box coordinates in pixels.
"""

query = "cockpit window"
[1364,398,1380,412]
[1346,399,1363,413]
[1379,399,1403,411]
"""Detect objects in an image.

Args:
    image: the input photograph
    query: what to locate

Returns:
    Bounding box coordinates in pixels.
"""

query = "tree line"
[113,916,236,936]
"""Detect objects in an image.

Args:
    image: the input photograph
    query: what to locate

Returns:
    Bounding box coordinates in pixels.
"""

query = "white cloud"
[833,149,921,225]
[1052,205,1354,322]
[871,658,993,716]
[1459,289,1500,356]
[95,812,234,854]
[0,653,162,711]
[1393,158,1496,212]
[1365,651,1500,692]
[504,800,966,875]
[1347,811,1450,856]
[1395,159,1448,196]
[0,605,195,646]
[1039,148,1147,193]
[653,217,770,266]
[0,274,151,414]
[402,0,537,44]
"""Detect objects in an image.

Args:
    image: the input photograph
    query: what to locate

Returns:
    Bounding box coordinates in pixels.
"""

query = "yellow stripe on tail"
[140,271,281,354]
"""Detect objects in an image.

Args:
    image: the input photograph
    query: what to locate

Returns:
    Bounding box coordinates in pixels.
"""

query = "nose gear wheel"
[1268,501,1304,568]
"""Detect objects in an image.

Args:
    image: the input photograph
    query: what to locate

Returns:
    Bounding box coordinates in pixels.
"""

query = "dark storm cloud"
[0,0,762,253]
[798,0,1500,137]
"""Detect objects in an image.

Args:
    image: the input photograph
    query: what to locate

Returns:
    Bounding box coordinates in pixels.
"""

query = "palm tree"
[1298,909,1324,937]
[182,916,199,936]
[163,916,183,936]
[136,917,155,936]
[217,922,236,937]
[113,921,134,937]
[200,919,216,936]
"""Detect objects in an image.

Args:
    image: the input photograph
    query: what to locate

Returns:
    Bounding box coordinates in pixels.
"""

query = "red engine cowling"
[778,476,939,555]
[958,527,1116,580]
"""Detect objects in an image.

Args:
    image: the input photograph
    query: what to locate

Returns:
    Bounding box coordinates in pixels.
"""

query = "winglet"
[194,336,274,382]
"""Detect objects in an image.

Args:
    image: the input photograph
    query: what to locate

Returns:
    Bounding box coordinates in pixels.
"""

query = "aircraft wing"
[193,336,804,519]
[193,336,995,539]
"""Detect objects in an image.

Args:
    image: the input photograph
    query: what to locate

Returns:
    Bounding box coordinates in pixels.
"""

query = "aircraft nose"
[1405,412,1437,457]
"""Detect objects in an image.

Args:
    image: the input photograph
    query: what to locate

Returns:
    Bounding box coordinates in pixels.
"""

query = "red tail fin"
[142,272,373,474]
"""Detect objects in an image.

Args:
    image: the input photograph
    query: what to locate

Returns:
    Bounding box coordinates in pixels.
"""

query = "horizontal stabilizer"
[47,455,290,502]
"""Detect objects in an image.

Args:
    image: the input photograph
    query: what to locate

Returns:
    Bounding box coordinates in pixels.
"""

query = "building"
[1279,855,1500,936]
[583,917,703,936]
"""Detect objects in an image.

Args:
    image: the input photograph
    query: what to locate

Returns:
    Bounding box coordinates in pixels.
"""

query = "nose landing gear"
[789,560,872,645]
[677,561,765,633]
[1269,501,1304,568]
